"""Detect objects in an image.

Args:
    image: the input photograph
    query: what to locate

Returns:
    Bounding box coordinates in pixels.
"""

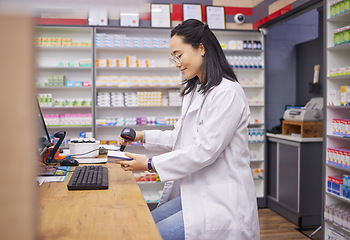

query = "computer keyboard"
[67,165,108,190]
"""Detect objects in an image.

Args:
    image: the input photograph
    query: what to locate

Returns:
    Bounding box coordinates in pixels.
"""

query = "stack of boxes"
[95,34,170,48]
[137,91,162,107]
[327,147,350,168]
[332,119,350,137]
[35,37,91,47]
[330,0,350,18]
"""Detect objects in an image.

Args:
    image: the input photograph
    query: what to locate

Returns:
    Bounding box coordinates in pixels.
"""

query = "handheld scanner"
[120,128,136,151]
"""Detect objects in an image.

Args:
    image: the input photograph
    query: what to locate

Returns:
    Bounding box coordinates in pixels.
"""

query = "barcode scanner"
[120,128,136,152]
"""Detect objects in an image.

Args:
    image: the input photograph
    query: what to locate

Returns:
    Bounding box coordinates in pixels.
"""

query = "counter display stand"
[266,133,323,227]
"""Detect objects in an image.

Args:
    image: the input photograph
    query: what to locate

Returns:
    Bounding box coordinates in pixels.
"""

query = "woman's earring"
[202,54,205,57]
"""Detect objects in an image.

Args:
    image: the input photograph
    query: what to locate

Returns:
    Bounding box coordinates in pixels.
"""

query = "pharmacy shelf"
[41,107,92,110]
[96,47,170,52]
[323,2,350,239]
[137,182,164,185]
[223,49,263,54]
[47,126,92,129]
[37,87,92,90]
[36,46,91,51]
[96,86,181,90]
[250,160,264,163]
[96,125,174,129]
[214,30,265,206]
[37,66,92,70]
[326,163,350,173]
[249,104,265,107]
[327,10,350,22]
[248,123,265,127]
[96,67,178,71]
[327,106,350,109]
[324,219,350,235]
[327,42,350,50]
[326,191,350,204]
[242,86,264,88]
[327,75,350,80]
[327,134,350,141]
[96,106,180,109]
[233,68,264,71]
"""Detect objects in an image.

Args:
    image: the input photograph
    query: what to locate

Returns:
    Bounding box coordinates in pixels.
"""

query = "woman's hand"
[115,152,148,172]
[118,131,144,149]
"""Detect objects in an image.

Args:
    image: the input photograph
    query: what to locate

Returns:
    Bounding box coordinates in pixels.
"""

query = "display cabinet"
[323,1,350,238]
[36,26,93,146]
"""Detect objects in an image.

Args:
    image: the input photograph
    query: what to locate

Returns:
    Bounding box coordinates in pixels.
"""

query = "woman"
[116,19,260,240]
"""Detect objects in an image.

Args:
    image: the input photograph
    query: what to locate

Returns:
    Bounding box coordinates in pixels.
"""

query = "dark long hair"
[171,19,238,96]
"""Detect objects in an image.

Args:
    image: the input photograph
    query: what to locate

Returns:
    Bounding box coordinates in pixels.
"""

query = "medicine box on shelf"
[282,120,323,138]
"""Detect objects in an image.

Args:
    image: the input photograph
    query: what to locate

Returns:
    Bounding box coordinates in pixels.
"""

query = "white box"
[69,141,100,158]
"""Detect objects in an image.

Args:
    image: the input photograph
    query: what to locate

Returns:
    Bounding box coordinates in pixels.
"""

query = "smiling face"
[170,35,205,82]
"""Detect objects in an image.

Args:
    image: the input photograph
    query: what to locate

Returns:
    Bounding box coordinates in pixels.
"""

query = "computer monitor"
[37,101,52,157]
[37,101,66,164]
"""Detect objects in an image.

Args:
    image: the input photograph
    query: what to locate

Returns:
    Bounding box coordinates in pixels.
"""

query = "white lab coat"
[144,78,260,240]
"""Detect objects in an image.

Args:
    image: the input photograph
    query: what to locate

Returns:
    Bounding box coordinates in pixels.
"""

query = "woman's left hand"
[115,152,148,172]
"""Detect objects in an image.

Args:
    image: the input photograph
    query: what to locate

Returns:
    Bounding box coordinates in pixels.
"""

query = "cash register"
[283,97,323,122]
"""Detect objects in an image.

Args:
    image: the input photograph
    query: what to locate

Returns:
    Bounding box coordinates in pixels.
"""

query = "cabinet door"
[279,143,299,211]
[267,141,277,199]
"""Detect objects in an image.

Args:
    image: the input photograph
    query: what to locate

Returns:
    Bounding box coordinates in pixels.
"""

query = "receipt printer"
[283,97,323,122]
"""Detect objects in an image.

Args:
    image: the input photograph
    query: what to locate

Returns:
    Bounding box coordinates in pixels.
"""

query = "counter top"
[266,133,323,142]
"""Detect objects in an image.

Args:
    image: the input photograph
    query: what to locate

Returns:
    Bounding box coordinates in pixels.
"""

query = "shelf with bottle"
[96,89,182,108]
[328,41,350,50]
[96,75,181,88]
[48,126,92,129]
[96,116,179,128]
[38,86,92,90]
[324,218,350,240]
[38,94,92,109]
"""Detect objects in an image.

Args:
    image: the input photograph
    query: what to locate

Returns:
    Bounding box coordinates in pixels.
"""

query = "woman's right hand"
[118,130,144,148]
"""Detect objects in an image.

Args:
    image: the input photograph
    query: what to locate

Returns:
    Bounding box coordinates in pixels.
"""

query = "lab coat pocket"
[201,182,238,231]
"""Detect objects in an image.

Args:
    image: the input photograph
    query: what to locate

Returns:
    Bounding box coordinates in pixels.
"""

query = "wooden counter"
[38,162,161,240]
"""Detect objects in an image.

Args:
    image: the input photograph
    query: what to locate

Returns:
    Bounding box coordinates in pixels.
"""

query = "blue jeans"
[151,196,185,240]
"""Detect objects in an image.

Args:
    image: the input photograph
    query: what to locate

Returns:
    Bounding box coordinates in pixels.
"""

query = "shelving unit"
[36,26,93,144]
[93,27,182,204]
[323,1,350,238]
[213,30,266,206]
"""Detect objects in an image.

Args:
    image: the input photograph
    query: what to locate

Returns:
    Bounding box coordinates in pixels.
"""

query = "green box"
[335,29,340,45]
[345,0,350,12]
[330,1,335,17]
[344,27,350,43]
[48,75,54,86]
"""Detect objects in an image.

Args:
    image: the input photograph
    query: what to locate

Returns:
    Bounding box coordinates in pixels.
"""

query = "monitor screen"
[37,101,52,156]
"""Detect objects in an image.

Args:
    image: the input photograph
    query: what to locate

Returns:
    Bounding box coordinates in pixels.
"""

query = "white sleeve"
[143,117,182,152]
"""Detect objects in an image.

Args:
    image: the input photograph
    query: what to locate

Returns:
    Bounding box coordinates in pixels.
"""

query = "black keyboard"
[67,166,108,190]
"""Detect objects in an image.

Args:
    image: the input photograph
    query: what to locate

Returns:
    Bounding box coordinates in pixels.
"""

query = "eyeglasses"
[169,45,193,66]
